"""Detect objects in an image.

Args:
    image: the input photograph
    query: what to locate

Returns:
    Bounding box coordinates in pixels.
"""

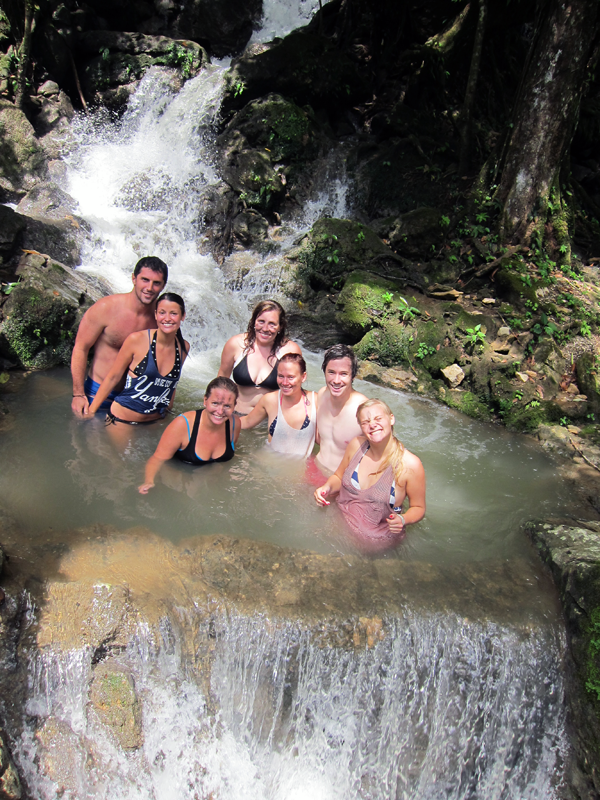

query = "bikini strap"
[177,413,191,441]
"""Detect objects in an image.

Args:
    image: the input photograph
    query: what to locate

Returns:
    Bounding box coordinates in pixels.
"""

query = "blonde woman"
[314,398,425,552]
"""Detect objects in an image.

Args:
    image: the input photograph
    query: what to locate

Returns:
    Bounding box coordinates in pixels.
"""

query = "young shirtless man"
[315,344,368,474]
[70,256,168,417]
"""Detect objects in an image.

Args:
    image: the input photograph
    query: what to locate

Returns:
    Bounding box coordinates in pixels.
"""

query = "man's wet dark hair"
[133,256,168,283]
[321,344,358,380]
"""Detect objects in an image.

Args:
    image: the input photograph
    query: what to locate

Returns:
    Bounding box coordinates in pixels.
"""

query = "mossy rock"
[441,389,492,422]
[219,94,324,165]
[296,219,397,291]
[495,264,537,305]
[336,271,398,338]
[90,662,143,750]
[78,31,207,107]
[577,352,600,412]
[0,252,104,368]
[0,99,47,198]
[354,321,415,368]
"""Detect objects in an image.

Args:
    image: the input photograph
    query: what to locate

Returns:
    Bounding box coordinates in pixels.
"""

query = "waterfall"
[16,609,567,800]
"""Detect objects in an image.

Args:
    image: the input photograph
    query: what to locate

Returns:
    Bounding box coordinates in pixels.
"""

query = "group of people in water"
[71,256,426,553]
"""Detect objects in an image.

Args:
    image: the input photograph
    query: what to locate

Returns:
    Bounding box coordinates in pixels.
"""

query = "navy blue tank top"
[115,330,182,416]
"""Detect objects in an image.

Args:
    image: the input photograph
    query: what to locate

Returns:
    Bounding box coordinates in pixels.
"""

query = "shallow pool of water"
[0,354,575,569]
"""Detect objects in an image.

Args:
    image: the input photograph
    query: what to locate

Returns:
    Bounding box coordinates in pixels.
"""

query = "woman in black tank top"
[138,377,240,494]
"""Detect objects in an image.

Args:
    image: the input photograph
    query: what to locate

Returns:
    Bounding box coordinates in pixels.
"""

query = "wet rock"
[0,727,22,799]
[577,352,600,412]
[89,661,143,750]
[170,0,262,58]
[0,100,47,201]
[388,207,445,259]
[35,717,87,797]
[223,30,369,118]
[525,519,600,799]
[76,31,207,109]
[0,206,26,263]
[0,251,107,369]
[216,94,330,215]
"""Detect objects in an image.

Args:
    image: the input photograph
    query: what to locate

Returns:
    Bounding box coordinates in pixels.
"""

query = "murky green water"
[0,354,576,569]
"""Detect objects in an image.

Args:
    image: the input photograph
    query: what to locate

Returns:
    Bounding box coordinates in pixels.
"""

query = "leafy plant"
[464,324,485,347]
[415,343,436,360]
[399,296,420,322]
[233,80,246,98]
[1,282,18,295]
[382,291,393,304]
[355,230,365,243]
[440,215,450,228]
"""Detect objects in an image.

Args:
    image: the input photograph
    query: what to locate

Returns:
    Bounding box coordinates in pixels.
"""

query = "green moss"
[443,390,492,421]
[354,322,414,367]
[1,286,75,368]
[585,607,600,703]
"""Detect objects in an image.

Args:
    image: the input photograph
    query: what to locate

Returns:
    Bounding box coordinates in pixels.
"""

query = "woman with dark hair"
[138,376,240,493]
[314,398,426,553]
[87,292,189,425]
[218,299,302,414]
[240,353,317,458]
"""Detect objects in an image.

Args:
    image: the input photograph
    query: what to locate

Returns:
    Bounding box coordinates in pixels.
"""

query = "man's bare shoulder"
[346,390,368,411]
[84,292,130,319]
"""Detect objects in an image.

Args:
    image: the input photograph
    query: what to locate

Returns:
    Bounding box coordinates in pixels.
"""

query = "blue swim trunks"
[84,376,119,412]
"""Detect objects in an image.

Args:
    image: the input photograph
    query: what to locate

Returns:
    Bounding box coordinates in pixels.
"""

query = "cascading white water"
[3,8,574,798]
[18,611,568,800]
[250,0,321,45]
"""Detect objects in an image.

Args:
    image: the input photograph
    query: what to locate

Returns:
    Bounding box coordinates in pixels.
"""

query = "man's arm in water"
[70,300,110,416]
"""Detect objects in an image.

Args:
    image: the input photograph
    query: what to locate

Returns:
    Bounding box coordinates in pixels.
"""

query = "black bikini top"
[231,351,278,391]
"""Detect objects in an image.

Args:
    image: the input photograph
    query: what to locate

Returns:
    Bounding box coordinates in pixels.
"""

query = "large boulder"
[0,251,108,369]
[15,182,89,267]
[0,100,47,201]
[76,31,208,109]
[526,519,600,799]
[89,661,143,750]
[222,30,370,119]
[216,94,329,214]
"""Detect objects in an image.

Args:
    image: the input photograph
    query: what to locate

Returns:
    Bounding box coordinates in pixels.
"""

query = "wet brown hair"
[204,376,239,401]
[244,300,289,358]
[278,352,307,374]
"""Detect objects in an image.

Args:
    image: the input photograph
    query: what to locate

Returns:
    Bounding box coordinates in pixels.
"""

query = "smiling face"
[155,300,184,333]
[324,357,354,399]
[204,388,237,424]
[357,403,395,444]
[254,309,281,347]
[277,360,306,395]
[132,267,166,305]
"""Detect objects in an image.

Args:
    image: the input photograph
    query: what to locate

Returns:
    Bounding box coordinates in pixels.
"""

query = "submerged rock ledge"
[526,519,600,799]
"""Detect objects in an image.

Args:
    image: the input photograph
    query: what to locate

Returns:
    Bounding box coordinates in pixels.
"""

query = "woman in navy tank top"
[87,293,190,425]
[138,377,240,494]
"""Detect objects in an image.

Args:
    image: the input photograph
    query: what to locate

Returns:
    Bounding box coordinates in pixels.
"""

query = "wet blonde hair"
[356,398,405,484]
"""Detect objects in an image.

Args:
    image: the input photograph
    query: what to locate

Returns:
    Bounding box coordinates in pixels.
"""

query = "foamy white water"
[17,611,568,800]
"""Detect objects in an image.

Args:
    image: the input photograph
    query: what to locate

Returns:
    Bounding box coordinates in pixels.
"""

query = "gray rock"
[0,251,108,369]
[0,100,47,201]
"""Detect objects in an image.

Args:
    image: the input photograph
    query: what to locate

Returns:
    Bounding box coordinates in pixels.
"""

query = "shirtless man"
[70,256,168,417]
[315,344,368,473]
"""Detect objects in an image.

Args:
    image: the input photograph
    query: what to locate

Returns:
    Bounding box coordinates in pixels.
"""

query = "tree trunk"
[496,0,600,244]
[14,0,35,110]
[458,0,487,176]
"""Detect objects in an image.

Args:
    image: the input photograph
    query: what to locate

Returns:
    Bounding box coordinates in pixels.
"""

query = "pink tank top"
[337,440,400,549]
